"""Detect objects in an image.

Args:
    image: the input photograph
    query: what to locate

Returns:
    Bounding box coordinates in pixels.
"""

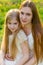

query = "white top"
[17,30,34,50]
[8,30,34,54]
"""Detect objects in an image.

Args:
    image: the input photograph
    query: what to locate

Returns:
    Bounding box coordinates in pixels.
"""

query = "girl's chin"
[11,31,15,34]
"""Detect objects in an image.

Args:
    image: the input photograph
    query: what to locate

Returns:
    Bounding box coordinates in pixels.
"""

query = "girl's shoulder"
[17,29,27,43]
[18,29,25,35]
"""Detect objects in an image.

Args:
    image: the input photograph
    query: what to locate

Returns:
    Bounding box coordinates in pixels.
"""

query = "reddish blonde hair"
[1,9,21,59]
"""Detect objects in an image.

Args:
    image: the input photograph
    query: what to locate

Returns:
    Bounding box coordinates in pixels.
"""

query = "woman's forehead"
[20,7,32,14]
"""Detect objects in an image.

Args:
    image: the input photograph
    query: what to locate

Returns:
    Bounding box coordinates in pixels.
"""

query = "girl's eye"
[9,23,11,24]
[14,23,17,25]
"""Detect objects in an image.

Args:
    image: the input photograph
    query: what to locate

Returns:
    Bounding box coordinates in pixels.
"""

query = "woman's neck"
[22,23,32,36]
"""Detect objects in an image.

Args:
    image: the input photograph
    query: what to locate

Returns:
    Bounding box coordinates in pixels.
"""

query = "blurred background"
[0,0,43,48]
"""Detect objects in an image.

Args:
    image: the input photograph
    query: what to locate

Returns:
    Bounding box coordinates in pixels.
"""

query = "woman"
[19,0,43,65]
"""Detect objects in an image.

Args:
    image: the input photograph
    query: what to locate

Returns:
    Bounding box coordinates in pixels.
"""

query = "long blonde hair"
[1,9,21,59]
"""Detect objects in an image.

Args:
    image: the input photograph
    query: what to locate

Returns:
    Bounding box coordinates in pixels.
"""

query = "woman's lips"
[22,20,26,23]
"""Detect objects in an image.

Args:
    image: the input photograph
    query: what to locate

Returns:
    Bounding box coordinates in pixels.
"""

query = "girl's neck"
[22,23,32,36]
[11,31,16,35]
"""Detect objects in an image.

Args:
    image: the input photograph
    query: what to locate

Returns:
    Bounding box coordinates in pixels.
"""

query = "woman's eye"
[21,12,24,15]
[27,13,31,16]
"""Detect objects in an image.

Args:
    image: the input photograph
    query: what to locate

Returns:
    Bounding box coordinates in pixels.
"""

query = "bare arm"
[0,50,5,65]
[24,52,37,65]
[16,41,29,65]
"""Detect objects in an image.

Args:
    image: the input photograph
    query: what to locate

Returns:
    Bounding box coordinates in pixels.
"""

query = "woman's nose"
[23,14,26,19]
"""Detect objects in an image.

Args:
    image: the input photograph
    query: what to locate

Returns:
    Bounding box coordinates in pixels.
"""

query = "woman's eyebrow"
[26,13,32,15]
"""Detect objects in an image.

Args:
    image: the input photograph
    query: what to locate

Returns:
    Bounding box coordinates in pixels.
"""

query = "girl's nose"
[11,25,14,28]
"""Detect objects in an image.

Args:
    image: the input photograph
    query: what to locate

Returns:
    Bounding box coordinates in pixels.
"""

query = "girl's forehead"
[8,18,18,23]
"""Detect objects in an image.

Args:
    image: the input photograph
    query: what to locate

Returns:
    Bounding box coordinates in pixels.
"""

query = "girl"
[19,0,43,65]
[0,9,29,65]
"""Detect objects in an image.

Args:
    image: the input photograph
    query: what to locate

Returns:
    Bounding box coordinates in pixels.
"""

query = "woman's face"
[19,7,32,26]
[7,18,19,33]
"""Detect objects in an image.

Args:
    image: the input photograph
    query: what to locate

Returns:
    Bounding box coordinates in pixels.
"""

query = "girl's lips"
[11,28,14,30]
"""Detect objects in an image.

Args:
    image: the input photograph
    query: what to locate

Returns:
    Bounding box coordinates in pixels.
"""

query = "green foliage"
[33,0,43,2]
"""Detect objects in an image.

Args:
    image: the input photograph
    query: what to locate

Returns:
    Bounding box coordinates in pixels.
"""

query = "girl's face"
[7,18,19,33]
[19,7,32,26]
